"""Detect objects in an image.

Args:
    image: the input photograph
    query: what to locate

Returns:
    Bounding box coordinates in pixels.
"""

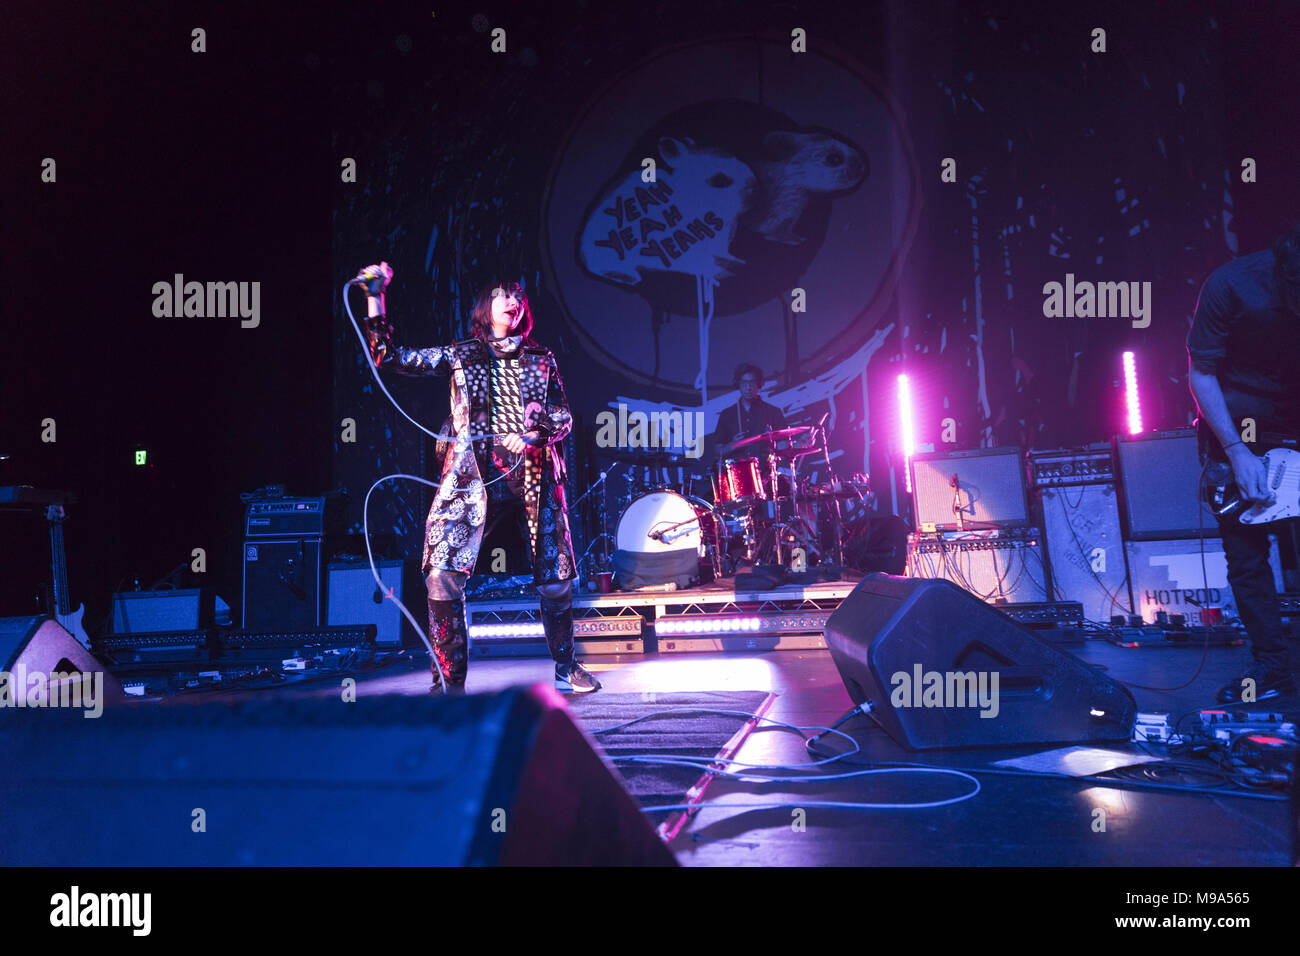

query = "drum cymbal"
[729,425,817,452]
[763,426,816,442]
[727,432,775,452]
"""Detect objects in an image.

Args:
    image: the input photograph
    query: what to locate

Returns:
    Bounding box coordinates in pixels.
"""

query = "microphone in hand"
[349,261,393,297]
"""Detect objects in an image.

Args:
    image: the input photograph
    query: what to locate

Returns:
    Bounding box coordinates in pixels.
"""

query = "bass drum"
[616,490,723,558]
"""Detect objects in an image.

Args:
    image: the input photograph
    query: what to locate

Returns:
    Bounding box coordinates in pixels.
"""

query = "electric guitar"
[45,504,91,648]
[1200,430,1300,525]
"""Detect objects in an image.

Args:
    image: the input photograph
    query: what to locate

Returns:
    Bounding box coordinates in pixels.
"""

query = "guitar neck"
[49,521,70,616]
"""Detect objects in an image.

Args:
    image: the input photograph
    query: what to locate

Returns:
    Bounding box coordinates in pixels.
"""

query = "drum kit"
[603,422,874,580]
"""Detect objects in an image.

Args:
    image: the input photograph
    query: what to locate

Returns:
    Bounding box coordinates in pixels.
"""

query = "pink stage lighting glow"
[1121,351,1143,435]
[898,374,916,492]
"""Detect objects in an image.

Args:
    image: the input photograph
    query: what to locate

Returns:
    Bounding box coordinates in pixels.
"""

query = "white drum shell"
[616,491,710,555]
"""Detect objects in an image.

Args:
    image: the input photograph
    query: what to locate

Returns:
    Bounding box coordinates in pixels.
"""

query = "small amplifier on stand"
[910,447,1030,532]
[326,559,416,647]
[112,589,214,634]
[1113,428,1217,540]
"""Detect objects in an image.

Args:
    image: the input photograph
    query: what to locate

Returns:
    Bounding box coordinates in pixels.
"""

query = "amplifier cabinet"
[907,531,1048,604]
[910,447,1029,531]
[112,588,213,634]
[245,498,326,538]
[242,538,322,630]
[1125,535,1283,625]
[1037,483,1133,622]
[1029,444,1115,487]
[326,560,413,647]
[1114,429,1217,540]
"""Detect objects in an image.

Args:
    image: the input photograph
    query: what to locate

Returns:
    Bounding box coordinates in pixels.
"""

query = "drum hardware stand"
[811,413,847,567]
[572,461,620,577]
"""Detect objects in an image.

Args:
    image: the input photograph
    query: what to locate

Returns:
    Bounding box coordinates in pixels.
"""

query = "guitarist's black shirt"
[1188,249,1300,430]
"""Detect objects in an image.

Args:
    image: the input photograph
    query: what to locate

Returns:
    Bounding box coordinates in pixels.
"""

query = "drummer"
[710,363,787,456]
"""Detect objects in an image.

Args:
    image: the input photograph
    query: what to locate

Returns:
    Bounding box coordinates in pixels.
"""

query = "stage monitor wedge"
[0,683,676,866]
[0,615,125,704]
[824,574,1136,750]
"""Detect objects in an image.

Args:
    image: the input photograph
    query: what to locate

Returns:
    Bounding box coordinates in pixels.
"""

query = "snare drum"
[712,457,766,506]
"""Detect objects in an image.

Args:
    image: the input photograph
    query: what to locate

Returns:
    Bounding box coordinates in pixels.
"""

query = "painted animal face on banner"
[543,38,919,430]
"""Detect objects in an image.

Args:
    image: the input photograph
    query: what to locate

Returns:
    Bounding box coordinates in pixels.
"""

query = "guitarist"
[1187,223,1300,703]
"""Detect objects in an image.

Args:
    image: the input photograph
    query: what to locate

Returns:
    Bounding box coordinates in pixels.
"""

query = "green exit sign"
[134,450,147,466]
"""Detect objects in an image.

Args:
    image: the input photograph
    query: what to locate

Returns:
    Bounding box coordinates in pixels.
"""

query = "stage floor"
[288,633,1295,867]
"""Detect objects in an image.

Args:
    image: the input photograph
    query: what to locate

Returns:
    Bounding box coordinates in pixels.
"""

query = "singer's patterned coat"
[364,319,576,585]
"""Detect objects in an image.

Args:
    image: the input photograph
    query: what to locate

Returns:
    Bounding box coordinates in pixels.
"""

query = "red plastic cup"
[596,572,613,594]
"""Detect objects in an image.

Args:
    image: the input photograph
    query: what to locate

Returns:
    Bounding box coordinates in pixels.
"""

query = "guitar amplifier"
[907,529,1048,604]
[242,538,322,629]
[910,447,1029,531]
[1114,429,1217,540]
[112,588,213,634]
[1125,535,1284,624]
[326,560,414,647]
[1029,445,1116,487]
[245,498,326,538]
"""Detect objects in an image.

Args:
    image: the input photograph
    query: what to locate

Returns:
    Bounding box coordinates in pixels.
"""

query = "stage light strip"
[657,617,763,636]
[898,374,916,492]
[1122,351,1143,435]
[470,623,546,639]
[470,618,643,639]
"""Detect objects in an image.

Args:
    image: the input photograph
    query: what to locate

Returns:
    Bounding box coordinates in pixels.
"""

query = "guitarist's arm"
[1188,366,1273,506]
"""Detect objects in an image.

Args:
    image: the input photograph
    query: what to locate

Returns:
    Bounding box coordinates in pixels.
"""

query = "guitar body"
[1198,417,1300,524]
[55,603,91,649]
[1239,447,1300,524]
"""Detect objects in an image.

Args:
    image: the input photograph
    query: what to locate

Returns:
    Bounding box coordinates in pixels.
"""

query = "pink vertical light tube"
[898,374,916,492]
[1122,351,1143,435]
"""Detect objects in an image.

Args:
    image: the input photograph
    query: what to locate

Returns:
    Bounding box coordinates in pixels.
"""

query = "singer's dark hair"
[469,280,535,344]
[1273,223,1300,317]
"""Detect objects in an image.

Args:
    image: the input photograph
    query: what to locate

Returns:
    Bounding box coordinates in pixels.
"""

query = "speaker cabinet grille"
[242,538,322,629]
[1114,429,1217,539]
[911,448,1029,530]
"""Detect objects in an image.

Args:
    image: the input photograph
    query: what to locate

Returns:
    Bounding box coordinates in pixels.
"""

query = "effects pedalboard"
[1105,624,1245,649]
[1134,710,1298,783]
[1135,709,1297,744]
[97,624,380,698]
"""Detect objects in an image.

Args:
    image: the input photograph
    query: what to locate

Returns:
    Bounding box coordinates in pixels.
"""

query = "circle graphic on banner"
[541,37,919,401]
